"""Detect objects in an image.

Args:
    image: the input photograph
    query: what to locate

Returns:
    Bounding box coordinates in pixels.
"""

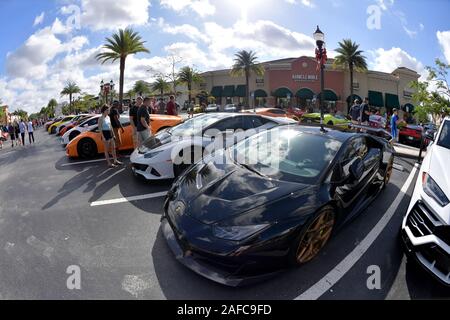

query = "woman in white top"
[98,105,122,168]
[27,120,35,144]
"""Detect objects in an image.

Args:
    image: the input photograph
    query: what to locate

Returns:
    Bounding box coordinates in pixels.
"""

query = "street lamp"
[313,25,327,130]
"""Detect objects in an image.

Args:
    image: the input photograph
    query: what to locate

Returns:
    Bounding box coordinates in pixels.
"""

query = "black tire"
[77,138,97,159]
[327,121,334,126]
[51,126,57,134]
[69,131,80,142]
[288,206,335,266]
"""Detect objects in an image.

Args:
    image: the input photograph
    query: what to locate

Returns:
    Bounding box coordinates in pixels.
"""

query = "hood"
[174,152,312,224]
[139,131,173,153]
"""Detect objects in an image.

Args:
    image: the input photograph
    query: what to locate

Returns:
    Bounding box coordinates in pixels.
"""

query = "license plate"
[408,136,414,140]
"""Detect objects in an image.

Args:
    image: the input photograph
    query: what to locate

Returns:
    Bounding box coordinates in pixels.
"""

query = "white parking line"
[61,156,130,167]
[295,164,418,300]
[90,191,168,207]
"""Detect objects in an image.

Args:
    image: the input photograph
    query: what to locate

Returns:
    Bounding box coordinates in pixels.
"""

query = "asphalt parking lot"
[0,128,449,300]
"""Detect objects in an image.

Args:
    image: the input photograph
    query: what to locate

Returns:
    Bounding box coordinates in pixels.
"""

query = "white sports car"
[61,115,100,146]
[401,116,450,286]
[130,113,296,180]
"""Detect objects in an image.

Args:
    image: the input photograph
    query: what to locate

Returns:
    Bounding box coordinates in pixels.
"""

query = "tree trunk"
[119,57,126,112]
[349,62,354,115]
[245,69,250,108]
[188,83,192,104]
[69,93,72,114]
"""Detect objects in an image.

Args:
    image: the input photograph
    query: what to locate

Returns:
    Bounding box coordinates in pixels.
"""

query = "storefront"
[197,56,420,115]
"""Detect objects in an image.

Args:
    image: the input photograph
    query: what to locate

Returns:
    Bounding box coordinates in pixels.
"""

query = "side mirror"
[349,158,364,180]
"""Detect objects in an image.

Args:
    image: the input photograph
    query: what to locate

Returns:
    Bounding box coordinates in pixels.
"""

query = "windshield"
[231,127,342,184]
[168,114,225,136]
[437,120,450,150]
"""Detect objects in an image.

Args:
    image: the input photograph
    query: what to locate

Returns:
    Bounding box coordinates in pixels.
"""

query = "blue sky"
[0,0,449,113]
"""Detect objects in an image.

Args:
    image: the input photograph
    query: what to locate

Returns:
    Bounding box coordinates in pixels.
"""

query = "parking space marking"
[61,156,130,167]
[90,191,168,207]
[295,164,418,300]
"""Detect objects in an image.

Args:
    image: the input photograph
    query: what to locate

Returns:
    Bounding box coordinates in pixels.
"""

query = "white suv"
[401,117,450,286]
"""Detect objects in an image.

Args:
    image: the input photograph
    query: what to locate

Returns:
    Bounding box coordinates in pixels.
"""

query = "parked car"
[401,117,450,286]
[66,114,182,159]
[162,124,394,286]
[130,113,296,180]
[60,115,100,146]
[205,104,220,113]
[252,108,289,119]
[224,104,237,112]
[48,116,76,134]
[286,107,305,121]
[59,114,93,136]
[301,113,350,126]
[398,124,426,147]
[193,105,204,114]
[56,114,91,136]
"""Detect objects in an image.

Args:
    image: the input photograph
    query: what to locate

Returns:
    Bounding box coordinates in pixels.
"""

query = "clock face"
[302,62,308,68]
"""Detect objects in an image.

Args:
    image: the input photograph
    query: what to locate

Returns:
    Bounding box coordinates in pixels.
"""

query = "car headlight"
[144,150,163,159]
[213,224,270,241]
[422,172,449,207]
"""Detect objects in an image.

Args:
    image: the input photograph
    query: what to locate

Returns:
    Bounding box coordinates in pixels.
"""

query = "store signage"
[292,74,318,81]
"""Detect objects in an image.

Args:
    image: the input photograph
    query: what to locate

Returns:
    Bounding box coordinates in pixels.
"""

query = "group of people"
[349,97,400,140]
[0,119,35,150]
[98,95,179,168]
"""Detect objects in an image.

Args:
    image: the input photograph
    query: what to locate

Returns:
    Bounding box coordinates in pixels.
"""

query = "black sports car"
[162,125,395,286]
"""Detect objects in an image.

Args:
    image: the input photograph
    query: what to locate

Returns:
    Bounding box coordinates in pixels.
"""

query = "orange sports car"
[66,114,182,159]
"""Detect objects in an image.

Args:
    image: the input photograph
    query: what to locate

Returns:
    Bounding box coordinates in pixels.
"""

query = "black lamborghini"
[162,125,394,286]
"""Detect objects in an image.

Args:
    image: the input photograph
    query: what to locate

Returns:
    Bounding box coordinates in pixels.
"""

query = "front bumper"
[401,201,450,286]
[161,217,281,287]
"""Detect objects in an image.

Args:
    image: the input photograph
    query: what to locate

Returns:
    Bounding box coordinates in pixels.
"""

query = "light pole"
[314,26,327,130]
[109,80,115,106]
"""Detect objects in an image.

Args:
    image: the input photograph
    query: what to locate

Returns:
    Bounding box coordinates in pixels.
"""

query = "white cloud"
[160,0,215,17]
[80,0,150,31]
[33,12,45,27]
[369,47,425,79]
[285,0,315,6]
[160,19,209,42]
[403,26,417,39]
[437,30,450,64]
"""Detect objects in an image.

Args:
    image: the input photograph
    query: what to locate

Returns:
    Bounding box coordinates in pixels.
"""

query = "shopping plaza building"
[196,56,420,115]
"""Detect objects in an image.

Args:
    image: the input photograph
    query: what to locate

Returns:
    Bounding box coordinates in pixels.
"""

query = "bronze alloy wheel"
[296,209,335,264]
[384,159,394,186]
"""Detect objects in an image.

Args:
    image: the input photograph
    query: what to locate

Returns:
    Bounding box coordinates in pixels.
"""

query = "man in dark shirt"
[109,101,124,148]
[166,95,178,116]
[359,97,371,125]
[137,97,151,146]
[129,97,142,149]
[349,99,361,125]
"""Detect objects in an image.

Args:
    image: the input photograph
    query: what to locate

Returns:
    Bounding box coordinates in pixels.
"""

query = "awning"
[402,103,415,113]
[272,87,293,98]
[254,89,267,98]
[223,85,235,97]
[385,93,400,109]
[368,91,384,107]
[210,86,223,97]
[346,94,362,104]
[235,85,247,97]
[317,90,338,101]
[295,88,315,99]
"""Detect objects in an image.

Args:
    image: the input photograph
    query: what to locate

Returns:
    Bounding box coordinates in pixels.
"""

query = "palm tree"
[61,81,81,114]
[152,77,170,99]
[96,28,150,106]
[231,50,265,107]
[178,66,202,104]
[126,89,136,100]
[133,80,150,96]
[334,39,368,112]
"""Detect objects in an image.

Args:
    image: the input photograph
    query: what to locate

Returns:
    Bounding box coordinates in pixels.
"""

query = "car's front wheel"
[290,207,335,265]
[77,138,97,159]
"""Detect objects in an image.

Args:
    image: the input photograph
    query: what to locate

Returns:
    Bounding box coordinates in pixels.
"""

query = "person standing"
[359,97,371,125]
[8,123,15,148]
[137,97,152,146]
[166,95,178,116]
[98,105,121,168]
[158,98,166,115]
[27,119,35,144]
[349,99,361,127]
[19,120,26,146]
[129,97,142,149]
[109,101,125,151]
[390,108,399,142]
